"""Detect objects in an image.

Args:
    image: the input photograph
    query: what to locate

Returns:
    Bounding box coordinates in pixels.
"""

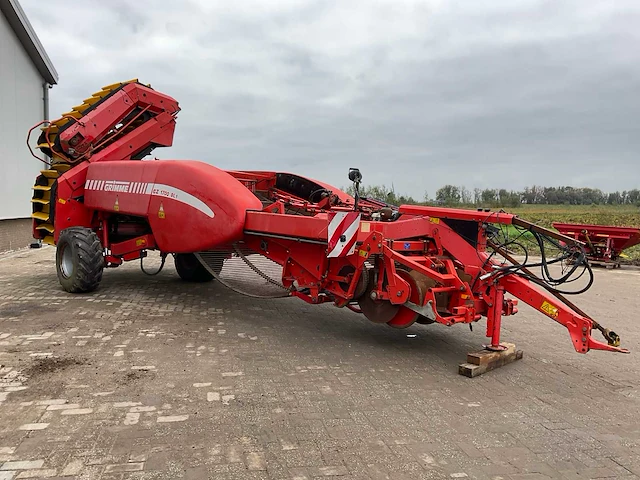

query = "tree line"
[344,184,640,208]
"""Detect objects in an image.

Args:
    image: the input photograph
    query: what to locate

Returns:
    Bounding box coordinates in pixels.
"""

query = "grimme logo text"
[104,181,130,193]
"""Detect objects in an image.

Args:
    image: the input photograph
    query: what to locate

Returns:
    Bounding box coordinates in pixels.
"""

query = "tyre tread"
[56,227,104,293]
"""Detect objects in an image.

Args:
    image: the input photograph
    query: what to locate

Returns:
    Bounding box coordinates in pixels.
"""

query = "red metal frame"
[241,203,627,354]
[58,82,179,163]
[30,80,629,360]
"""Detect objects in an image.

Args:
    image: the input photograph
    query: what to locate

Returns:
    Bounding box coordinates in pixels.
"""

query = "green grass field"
[497,204,640,263]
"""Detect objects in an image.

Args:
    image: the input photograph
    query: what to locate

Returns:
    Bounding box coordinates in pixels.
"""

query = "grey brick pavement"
[0,247,639,479]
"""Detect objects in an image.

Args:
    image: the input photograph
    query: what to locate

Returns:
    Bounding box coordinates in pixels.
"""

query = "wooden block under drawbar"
[459,363,483,378]
[459,348,523,378]
[467,342,516,366]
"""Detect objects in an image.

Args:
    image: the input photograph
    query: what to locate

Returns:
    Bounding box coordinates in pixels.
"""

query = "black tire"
[56,227,104,293]
[174,253,219,282]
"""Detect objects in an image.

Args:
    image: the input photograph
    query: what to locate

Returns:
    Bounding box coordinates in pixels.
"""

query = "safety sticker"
[114,196,119,212]
[430,217,440,224]
[540,301,559,318]
[158,203,165,219]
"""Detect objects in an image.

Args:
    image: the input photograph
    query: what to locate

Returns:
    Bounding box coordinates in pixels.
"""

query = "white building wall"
[0,9,44,220]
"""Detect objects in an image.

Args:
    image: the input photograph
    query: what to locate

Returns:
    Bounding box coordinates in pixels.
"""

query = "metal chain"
[232,243,288,290]
[194,250,290,299]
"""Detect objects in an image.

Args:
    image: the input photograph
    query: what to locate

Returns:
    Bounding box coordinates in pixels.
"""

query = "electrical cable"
[486,225,594,295]
[141,253,166,275]
[308,188,330,203]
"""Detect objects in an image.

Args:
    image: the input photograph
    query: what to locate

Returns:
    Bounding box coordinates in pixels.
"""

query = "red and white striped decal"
[327,212,361,258]
[84,179,214,218]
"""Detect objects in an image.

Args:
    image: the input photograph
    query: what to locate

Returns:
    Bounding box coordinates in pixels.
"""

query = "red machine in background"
[28,79,628,371]
[553,223,640,268]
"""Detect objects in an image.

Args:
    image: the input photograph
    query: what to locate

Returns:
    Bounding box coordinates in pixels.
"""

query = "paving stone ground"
[1,246,639,480]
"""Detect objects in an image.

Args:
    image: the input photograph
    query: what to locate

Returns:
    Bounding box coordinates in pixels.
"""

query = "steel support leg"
[485,285,507,351]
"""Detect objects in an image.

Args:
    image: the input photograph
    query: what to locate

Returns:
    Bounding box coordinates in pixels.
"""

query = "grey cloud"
[21,0,640,198]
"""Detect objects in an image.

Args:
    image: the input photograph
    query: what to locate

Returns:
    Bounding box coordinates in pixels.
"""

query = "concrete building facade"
[0,0,57,253]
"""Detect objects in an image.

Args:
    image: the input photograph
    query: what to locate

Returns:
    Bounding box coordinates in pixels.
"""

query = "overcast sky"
[22,0,640,199]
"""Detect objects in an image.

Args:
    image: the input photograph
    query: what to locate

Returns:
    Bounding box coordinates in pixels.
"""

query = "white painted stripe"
[339,216,360,256]
[327,213,360,258]
[328,215,360,257]
[85,179,214,218]
[150,183,214,218]
[327,212,347,241]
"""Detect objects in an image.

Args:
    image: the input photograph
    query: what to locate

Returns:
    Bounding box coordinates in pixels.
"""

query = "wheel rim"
[60,244,74,278]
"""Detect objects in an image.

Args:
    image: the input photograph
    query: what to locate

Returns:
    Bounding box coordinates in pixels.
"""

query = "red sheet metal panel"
[84,160,262,252]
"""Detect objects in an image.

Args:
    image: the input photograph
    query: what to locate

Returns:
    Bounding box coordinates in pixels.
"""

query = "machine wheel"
[56,227,104,293]
[174,253,220,282]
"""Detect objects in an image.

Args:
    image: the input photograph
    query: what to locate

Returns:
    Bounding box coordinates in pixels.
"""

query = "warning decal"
[327,211,361,258]
[540,301,559,319]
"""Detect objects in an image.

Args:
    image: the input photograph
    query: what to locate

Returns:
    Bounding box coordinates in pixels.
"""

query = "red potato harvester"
[27,79,629,375]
